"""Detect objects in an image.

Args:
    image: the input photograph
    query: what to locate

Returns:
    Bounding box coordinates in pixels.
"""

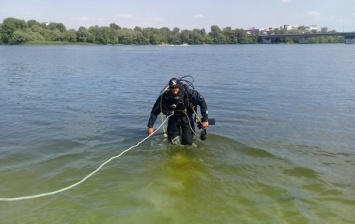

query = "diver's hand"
[147,128,154,136]
[200,121,209,129]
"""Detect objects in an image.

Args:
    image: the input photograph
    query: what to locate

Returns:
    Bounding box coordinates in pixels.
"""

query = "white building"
[283,25,300,31]
[305,25,318,32]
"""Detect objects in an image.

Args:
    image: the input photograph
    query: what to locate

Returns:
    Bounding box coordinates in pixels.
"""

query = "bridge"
[258,32,355,44]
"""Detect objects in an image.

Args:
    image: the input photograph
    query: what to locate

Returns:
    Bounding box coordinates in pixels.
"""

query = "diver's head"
[169,78,180,89]
[169,78,180,95]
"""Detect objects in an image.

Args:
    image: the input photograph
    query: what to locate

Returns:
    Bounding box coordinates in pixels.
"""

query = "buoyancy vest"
[163,87,190,115]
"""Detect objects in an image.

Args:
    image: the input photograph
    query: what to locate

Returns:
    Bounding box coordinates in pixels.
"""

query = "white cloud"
[280,0,292,3]
[307,11,321,17]
[115,13,133,18]
[193,14,203,18]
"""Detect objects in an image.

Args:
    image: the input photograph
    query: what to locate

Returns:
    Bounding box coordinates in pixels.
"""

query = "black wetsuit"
[147,86,208,145]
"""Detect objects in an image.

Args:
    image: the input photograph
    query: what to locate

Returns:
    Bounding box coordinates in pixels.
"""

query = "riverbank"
[24,41,96,45]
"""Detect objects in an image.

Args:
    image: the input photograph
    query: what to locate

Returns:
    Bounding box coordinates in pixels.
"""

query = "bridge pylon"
[345,37,354,44]
[262,38,272,44]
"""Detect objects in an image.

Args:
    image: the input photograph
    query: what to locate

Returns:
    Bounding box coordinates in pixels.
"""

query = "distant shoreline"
[6,41,345,46]
[1,17,346,45]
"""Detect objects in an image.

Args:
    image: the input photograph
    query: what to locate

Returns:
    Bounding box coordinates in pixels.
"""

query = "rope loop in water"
[0,116,171,202]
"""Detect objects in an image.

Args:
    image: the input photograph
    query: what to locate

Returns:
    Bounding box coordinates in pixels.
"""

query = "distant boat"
[158,43,189,46]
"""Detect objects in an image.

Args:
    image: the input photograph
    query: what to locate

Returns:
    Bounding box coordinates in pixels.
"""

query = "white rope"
[0,116,171,202]
[183,111,198,136]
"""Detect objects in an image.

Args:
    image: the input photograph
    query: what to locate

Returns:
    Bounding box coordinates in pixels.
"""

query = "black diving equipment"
[200,129,207,141]
[197,118,215,141]
[159,75,215,141]
[197,118,215,129]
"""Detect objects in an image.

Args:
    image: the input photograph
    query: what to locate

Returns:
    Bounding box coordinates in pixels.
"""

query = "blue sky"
[1,0,354,32]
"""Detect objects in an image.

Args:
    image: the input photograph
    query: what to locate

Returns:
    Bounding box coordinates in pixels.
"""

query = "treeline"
[0,17,257,45]
[0,17,345,45]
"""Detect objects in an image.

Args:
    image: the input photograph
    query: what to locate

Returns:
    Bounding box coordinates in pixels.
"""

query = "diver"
[147,76,209,145]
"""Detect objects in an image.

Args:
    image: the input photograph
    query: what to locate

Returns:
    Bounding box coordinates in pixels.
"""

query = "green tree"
[204,34,213,44]
[27,19,41,28]
[117,28,134,44]
[48,22,66,32]
[40,22,48,29]
[234,29,249,44]
[23,25,46,42]
[180,29,192,44]
[134,26,142,32]
[223,27,234,43]
[63,29,77,42]
[308,37,317,43]
[107,27,119,44]
[284,37,294,44]
[142,28,161,45]
[149,34,161,45]
[201,28,206,36]
[159,27,172,44]
[30,24,44,33]
[209,25,226,44]
[43,29,62,41]
[134,30,149,44]
[2,17,27,31]
[109,23,121,30]
[77,26,94,43]
[1,17,28,43]
[172,32,181,45]
[192,29,204,44]
[8,30,31,44]
[28,32,46,42]
[172,27,180,34]
[98,26,113,44]
[88,25,101,43]
[94,26,119,44]
[0,23,4,44]
[133,27,149,44]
